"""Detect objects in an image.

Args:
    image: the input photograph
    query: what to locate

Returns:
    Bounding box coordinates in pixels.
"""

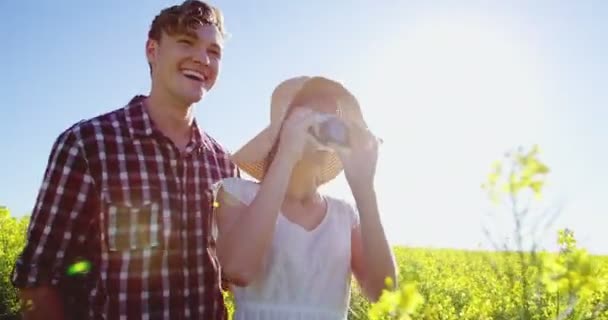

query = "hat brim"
[231,76,364,184]
[231,121,345,184]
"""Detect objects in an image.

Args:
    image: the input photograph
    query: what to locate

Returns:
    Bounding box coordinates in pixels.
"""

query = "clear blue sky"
[1,1,606,254]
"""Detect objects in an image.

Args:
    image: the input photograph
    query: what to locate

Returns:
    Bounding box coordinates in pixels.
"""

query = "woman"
[212,76,396,319]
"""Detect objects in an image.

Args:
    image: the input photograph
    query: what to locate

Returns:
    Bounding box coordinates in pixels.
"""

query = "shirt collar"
[126,95,207,152]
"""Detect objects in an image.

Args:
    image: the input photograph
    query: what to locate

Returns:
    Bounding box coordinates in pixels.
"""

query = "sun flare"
[325,13,547,249]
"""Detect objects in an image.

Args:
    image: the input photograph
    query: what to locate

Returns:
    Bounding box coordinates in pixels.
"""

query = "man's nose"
[193,49,210,66]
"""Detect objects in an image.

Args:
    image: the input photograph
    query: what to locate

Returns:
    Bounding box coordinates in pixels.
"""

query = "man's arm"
[18,287,64,320]
[12,127,96,320]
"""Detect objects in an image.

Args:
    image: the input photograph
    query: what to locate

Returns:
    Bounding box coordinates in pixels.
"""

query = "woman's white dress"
[213,178,360,320]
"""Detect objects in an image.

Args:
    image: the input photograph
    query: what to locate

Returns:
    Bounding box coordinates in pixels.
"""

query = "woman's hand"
[337,122,381,193]
[276,108,319,165]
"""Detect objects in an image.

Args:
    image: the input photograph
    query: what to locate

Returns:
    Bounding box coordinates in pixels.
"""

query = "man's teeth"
[182,70,205,81]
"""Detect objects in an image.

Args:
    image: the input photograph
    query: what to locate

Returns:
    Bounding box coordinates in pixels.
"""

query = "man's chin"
[181,90,206,105]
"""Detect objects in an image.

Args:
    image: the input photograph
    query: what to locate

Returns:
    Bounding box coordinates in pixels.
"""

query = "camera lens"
[319,118,348,146]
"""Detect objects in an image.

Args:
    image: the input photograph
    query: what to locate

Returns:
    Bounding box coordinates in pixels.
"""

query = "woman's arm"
[350,186,397,302]
[215,109,321,286]
[215,156,293,286]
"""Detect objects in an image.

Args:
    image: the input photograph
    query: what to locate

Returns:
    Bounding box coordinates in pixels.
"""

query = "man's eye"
[178,39,193,45]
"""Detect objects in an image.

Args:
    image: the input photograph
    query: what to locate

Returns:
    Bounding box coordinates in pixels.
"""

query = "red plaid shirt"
[12,95,239,319]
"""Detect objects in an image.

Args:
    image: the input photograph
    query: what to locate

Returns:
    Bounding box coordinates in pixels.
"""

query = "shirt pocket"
[102,188,164,252]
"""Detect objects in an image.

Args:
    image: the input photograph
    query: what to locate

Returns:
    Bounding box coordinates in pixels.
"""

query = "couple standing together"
[11,1,396,319]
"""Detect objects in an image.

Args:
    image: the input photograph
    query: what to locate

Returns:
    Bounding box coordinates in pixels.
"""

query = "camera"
[309,114,350,149]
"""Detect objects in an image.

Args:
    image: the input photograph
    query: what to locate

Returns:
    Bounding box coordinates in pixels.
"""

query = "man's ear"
[145,39,158,66]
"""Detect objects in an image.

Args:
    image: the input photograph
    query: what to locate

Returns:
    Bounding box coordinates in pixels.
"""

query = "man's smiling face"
[146,23,223,106]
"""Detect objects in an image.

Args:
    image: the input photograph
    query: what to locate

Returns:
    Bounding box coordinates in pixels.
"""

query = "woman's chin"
[294,157,331,175]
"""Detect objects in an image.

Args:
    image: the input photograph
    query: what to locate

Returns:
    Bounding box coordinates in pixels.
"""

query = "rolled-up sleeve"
[12,128,96,288]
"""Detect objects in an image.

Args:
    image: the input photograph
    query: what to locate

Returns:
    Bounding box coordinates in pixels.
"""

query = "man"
[11,1,238,319]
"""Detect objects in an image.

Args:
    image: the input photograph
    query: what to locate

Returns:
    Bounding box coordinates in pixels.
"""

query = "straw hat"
[231,76,368,185]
